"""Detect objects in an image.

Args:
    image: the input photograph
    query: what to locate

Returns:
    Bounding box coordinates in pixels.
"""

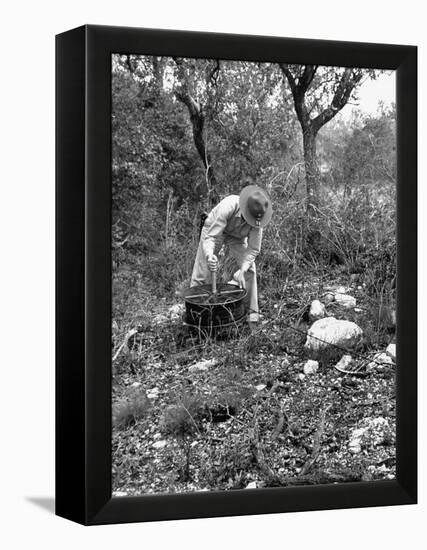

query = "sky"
[343,71,395,119]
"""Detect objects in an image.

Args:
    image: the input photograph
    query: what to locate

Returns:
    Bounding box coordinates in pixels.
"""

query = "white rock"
[112,491,128,497]
[147,387,160,399]
[152,440,167,449]
[304,317,363,352]
[354,307,363,313]
[386,343,396,361]
[322,292,335,304]
[309,300,326,322]
[131,382,141,388]
[348,427,367,454]
[352,427,368,439]
[335,354,353,372]
[188,359,217,372]
[245,481,257,489]
[324,284,350,293]
[303,360,319,375]
[168,303,185,320]
[298,373,306,381]
[255,384,267,391]
[375,352,394,364]
[348,440,362,454]
[334,293,356,308]
[280,357,291,368]
[335,285,351,294]
[367,352,395,372]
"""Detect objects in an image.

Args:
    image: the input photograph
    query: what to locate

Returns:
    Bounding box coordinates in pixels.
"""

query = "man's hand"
[207,254,218,272]
[232,269,246,289]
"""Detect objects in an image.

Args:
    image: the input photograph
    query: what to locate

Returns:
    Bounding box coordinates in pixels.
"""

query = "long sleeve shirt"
[201,195,262,272]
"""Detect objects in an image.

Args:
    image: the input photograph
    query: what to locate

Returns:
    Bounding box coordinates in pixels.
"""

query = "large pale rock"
[309,300,326,322]
[304,317,363,353]
[334,293,356,308]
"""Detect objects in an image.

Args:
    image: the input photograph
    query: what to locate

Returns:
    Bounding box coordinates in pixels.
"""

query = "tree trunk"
[302,127,319,217]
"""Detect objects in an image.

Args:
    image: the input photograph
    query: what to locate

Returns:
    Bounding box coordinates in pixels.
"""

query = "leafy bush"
[113,389,150,429]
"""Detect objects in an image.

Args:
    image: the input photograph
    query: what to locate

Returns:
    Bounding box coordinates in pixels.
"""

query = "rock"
[304,317,363,353]
[280,357,291,368]
[168,303,185,322]
[188,358,218,372]
[147,387,160,399]
[255,384,267,391]
[375,352,394,365]
[152,440,167,450]
[348,440,362,454]
[335,285,351,294]
[334,354,353,372]
[303,359,319,375]
[386,343,396,361]
[348,427,367,454]
[367,352,394,372]
[153,303,185,325]
[112,491,128,497]
[309,300,326,322]
[245,481,257,489]
[348,417,393,454]
[131,382,141,388]
[334,293,356,308]
[298,373,305,381]
[324,284,350,294]
[322,292,335,304]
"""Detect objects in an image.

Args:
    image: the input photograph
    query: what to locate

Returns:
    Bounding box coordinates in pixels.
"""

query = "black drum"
[183,283,247,329]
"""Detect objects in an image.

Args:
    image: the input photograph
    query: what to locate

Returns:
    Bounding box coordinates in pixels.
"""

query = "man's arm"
[201,196,237,258]
[241,227,263,271]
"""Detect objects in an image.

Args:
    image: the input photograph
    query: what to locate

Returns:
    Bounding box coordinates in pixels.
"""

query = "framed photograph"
[56,24,417,525]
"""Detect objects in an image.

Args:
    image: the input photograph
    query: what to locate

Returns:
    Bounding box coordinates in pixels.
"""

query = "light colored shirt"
[201,195,262,271]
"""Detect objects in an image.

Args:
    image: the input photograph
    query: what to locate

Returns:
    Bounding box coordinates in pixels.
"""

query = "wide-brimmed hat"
[239,185,273,228]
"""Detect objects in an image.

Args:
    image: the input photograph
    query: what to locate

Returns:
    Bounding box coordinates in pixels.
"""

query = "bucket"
[183,283,247,329]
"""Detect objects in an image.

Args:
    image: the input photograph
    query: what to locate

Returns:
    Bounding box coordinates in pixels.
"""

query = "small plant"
[160,392,205,439]
[112,389,150,429]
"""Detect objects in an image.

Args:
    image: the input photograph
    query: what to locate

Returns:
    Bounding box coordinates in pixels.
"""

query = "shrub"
[113,389,150,429]
[160,392,205,439]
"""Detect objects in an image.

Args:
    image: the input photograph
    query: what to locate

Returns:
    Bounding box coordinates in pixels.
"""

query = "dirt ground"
[112,270,396,496]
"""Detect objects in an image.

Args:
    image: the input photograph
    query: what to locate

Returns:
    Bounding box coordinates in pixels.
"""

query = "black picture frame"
[55,24,417,526]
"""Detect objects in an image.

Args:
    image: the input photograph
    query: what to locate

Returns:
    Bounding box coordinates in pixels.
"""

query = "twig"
[299,403,332,476]
[112,328,138,362]
[272,400,288,440]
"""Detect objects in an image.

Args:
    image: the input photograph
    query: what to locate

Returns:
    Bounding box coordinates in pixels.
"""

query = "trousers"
[190,229,259,322]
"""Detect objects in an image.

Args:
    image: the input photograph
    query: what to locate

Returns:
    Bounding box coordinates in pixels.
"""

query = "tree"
[342,104,396,195]
[279,64,367,218]
[173,58,221,206]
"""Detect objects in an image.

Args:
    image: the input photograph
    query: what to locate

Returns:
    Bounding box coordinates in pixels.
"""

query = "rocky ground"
[112,271,396,496]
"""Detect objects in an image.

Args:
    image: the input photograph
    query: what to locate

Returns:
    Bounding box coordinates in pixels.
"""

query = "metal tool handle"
[211,271,217,294]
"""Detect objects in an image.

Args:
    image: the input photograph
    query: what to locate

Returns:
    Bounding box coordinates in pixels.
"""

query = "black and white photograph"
[111,54,397,496]
[2,0,424,545]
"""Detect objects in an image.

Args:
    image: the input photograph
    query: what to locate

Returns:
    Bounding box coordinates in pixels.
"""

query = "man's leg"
[228,243,259,323]
[190,236,212,287]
